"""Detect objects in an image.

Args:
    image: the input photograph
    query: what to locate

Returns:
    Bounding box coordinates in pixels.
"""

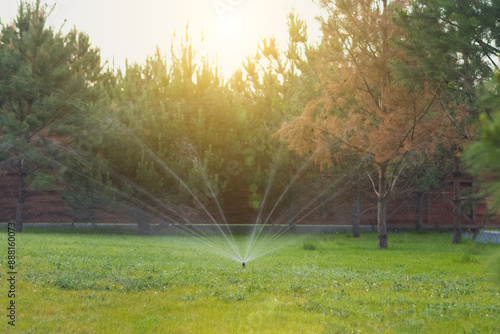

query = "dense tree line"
[1,0,499,248]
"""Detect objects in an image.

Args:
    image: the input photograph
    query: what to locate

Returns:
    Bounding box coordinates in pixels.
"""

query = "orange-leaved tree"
[276,0,458,248]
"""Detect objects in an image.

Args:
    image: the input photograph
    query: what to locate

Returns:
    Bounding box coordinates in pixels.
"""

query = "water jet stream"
[3,84,371,265]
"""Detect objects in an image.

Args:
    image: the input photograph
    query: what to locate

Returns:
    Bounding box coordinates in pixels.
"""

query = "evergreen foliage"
[393,0,500,243]
[463,72,500,214]
[0,0,104,231]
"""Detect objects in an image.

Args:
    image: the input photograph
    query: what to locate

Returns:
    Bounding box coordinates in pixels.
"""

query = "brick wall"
[1,168,498,228]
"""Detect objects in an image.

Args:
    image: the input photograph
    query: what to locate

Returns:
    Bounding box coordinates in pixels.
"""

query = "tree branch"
[367,171,380,197]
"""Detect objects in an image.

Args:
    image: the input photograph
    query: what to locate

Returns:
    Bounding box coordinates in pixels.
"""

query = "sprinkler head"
[242,261,245,268]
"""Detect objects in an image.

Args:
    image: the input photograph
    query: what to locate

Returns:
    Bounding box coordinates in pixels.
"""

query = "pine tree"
[0,1,103,231]
[276,0,453,248]
[393,0,500,243]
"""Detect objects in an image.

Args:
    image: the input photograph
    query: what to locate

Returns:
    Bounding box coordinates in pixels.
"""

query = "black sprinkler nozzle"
[242,261,245,268]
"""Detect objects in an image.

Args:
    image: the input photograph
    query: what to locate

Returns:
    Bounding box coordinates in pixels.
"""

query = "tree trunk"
[378,0,389,249]
[377,163,388,249]
[452,153,462,244]
[415,191,424,230]
[131,207,152,235]
[15,172,27,233]
[472,212,492,240]
[352,192,360,238]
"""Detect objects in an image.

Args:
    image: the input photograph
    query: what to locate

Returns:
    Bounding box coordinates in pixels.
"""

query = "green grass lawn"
[1,228,500,333]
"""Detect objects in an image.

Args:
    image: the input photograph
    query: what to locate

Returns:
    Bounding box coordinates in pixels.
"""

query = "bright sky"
[0,0,323,78]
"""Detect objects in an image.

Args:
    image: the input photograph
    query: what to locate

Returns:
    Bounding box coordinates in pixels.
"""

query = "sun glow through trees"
[0,0,321,78]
